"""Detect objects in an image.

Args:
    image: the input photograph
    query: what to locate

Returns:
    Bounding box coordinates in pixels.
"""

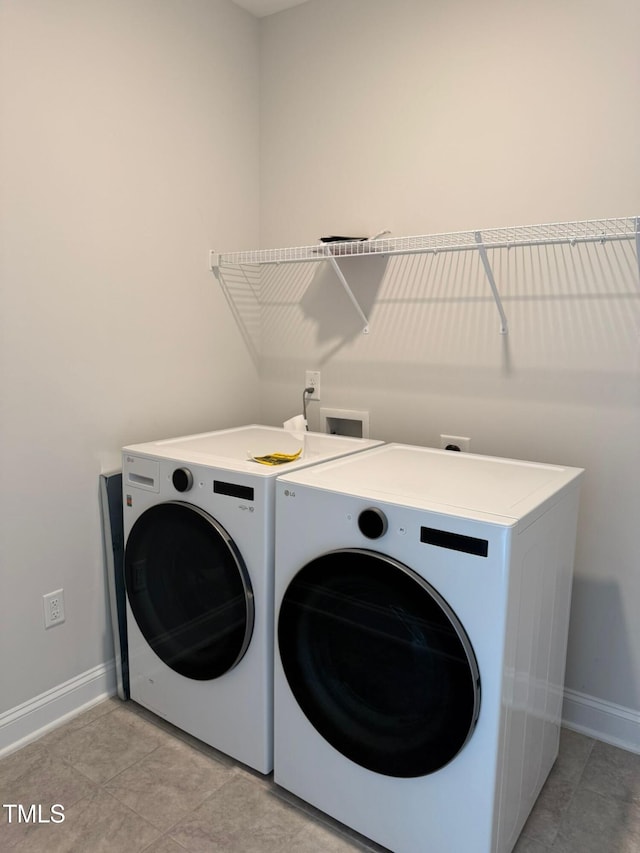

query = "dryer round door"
[278,549,480,778]
[125,502,254,681]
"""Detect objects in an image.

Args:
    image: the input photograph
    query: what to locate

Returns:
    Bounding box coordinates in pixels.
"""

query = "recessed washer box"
[320,408,369,439]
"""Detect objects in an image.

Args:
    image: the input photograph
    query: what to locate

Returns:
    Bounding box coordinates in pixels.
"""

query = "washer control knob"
[358,507,388,539]
[172,467,193,493]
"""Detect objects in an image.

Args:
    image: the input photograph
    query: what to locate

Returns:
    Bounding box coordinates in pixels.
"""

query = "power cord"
[302,386,314,431]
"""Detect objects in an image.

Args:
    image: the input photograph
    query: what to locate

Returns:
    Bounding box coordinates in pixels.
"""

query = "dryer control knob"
[172,467,193,493]
[358,507,388,539]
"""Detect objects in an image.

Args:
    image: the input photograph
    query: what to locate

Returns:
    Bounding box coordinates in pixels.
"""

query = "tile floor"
[1,697,639,852]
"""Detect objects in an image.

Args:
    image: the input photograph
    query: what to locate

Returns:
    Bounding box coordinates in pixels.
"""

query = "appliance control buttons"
[358,507,388,539]
[172,467,194,493]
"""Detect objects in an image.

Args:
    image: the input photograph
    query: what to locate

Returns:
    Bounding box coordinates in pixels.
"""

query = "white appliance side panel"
[496,484,581,853]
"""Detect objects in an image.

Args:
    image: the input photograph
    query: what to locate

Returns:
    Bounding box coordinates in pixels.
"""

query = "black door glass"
[125,502,253,680]
[278,549,480,777]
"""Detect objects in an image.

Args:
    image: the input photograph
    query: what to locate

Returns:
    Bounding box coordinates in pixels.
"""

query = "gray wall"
[0,0,261,721]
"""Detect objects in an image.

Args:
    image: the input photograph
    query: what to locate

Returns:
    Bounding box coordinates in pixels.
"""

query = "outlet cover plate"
[305,370,321,401]
[43,589,66,629]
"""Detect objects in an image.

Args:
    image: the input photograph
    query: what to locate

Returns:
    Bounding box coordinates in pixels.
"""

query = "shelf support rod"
[325,251,370,334]
[474,231,508,335]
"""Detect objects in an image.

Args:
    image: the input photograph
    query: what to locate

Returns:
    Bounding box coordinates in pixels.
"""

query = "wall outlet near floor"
[440,434,471,452]
[43,589,65,629]
[305,370,321,401]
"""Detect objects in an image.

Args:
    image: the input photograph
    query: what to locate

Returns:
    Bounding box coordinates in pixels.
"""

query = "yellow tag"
[249,449,302,466]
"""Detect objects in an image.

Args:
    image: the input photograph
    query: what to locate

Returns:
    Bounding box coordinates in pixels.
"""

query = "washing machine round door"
[278,549,480,778]
[125,502,253,681]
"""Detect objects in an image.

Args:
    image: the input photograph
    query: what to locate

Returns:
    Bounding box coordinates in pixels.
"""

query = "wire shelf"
[211,215,639,336]
[215,216,639,267]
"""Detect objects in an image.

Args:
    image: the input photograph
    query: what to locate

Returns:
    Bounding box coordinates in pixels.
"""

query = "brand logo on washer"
[283,489,296,497]
[238,504,255,512]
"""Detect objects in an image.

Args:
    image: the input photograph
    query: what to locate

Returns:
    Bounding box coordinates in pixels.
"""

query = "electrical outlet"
[43,589,65,629]
[440,434,471,452]
[305,370,321,401]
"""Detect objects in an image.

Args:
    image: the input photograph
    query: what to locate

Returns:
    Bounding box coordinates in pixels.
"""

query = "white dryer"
[122,425,382,774]
[273,444,583,852]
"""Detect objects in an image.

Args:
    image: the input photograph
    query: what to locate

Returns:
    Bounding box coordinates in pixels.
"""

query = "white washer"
[122,425,382,774]
[274,444,583,852]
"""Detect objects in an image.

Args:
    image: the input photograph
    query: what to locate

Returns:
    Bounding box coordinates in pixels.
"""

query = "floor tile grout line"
[107,758,240,840]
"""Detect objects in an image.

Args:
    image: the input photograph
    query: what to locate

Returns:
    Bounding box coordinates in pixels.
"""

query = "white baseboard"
[562,687,640,754]
[0,660,117,758]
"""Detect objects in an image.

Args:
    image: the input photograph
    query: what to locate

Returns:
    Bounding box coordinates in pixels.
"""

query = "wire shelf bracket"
[474,231,509,335]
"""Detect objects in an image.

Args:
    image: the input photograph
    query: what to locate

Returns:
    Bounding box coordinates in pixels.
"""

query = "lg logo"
[3,803,65,824]
[283,489,296,497]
